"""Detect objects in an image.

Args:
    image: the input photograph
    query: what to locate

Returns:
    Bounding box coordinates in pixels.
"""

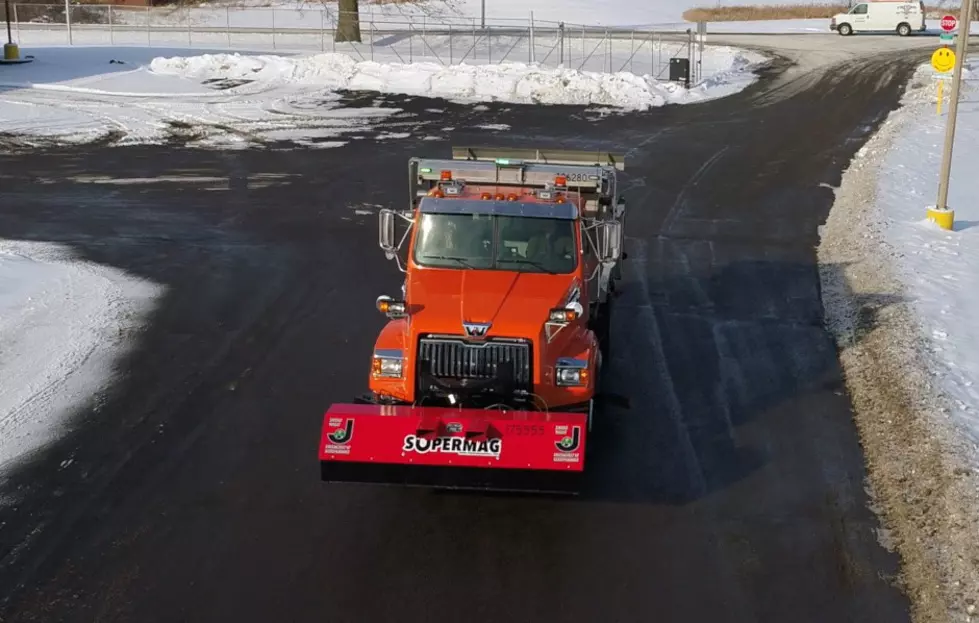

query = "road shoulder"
[817,63,979,623]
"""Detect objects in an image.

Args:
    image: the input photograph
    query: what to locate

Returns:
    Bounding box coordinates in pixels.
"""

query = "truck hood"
[406,269,578,339]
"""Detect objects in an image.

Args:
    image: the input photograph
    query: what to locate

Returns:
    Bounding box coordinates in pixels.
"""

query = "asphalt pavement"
[0,42,930,622]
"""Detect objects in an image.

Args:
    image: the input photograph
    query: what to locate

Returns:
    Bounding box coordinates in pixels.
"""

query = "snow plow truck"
[319,146,626,494]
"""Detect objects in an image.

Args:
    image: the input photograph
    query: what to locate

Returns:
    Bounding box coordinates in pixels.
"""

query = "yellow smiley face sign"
[932,47,956,73]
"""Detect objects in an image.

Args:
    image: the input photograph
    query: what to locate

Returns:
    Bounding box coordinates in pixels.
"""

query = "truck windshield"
[412,212,577,274]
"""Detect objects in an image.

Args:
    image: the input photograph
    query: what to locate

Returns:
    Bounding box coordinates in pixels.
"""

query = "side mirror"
[597,221,622,262]
[379,209,397,260]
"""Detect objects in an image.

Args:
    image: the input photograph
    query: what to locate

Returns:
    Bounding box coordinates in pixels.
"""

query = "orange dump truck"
[319,146,626,494]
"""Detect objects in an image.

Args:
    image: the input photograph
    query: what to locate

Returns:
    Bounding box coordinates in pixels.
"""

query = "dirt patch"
[817,65,979,623]
[683,4,959,22]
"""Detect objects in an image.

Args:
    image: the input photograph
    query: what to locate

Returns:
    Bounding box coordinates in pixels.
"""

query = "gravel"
[817,63,979,623]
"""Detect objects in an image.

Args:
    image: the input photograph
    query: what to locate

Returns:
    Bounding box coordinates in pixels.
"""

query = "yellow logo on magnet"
[932,47,956,73]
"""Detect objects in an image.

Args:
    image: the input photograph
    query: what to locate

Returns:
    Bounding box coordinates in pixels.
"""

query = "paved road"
[0,42,928,622]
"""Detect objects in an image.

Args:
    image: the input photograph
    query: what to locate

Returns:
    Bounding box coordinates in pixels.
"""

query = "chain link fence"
[6,4,707,82]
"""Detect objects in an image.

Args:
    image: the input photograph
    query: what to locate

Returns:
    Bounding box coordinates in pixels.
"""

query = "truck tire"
[595,300,612,365]
[838,23,852,36]
[897,22,911,36]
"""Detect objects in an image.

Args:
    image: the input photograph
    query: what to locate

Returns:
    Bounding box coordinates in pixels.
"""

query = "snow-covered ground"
[0,44,766,147]
[0,240,162,478]
[873,57,979,468]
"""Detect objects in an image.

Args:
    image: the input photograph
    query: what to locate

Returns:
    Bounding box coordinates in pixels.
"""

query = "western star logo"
[462,322,491,338]
[403,435,502,458]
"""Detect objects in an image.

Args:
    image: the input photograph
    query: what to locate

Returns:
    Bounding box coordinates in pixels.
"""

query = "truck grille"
[417,337,531,386]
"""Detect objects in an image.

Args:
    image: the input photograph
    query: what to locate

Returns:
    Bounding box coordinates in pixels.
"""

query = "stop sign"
[941,14,958,31]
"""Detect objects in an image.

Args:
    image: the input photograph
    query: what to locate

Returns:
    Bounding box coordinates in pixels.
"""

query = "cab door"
[848,3,870,30]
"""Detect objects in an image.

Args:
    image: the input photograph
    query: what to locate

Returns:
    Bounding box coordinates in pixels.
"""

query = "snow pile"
[0,240,162,475]
[149,49,765,110]
[875,56,979,463]
[0,46,764,147]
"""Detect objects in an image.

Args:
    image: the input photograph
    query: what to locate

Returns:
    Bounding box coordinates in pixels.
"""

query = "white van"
[830,1,926,36]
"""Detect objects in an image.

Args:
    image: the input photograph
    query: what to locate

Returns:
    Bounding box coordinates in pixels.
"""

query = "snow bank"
[0,45,764,147]
[149,49,765,110]
[874,57,979,465]
[0,240,162,476]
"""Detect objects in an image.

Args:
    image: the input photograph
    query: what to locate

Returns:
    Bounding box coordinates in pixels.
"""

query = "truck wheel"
[838,23,852,36]
[596,301,612,364]
[897,23,911,36]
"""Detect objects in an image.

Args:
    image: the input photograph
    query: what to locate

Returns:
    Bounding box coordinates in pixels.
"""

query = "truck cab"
[366,147,625,429]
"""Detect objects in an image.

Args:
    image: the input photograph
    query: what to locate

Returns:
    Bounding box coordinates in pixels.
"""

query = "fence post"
[449,24,453,64]
[64,0,71,45]
[629,30,634,73]
[146,4,150,46]
[529,11,534,63]
[604,29,609,72]
[472,19,477,60]
[271,7,276,50]
[558,22,564,65]
[108,5,113,45]
[227,6,231,47]
[14,4,20,43]
[188,6,192,46]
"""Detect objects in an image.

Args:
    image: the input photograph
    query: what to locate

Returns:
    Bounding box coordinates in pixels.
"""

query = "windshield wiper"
[423,254,478,268]
[504,258,559,274]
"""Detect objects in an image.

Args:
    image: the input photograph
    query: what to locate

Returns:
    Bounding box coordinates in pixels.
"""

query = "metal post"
[227,6,231,47]
[146,5,150,46]
[449,24,453,64]
[108,4,113,44]
[6,0,13,44]
[480,0,485,29]
[64,0,71,44]
[14,3,20,45]
[559,22,564,65]
[604,29,609,72]
[529,11,534,63]
[935,0,975,215]
[271,7,275,49]
[629,30,634,72]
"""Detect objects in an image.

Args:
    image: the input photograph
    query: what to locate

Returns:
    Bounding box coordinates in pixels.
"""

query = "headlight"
[555,358,589,387]
[372,352,403,378]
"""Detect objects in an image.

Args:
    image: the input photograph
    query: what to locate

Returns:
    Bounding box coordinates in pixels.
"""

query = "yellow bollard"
[937,79,944,115]
[926,205,955,230]
[3,43,20,61]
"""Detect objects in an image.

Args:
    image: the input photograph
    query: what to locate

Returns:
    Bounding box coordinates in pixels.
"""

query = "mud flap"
[319,403,588,494]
